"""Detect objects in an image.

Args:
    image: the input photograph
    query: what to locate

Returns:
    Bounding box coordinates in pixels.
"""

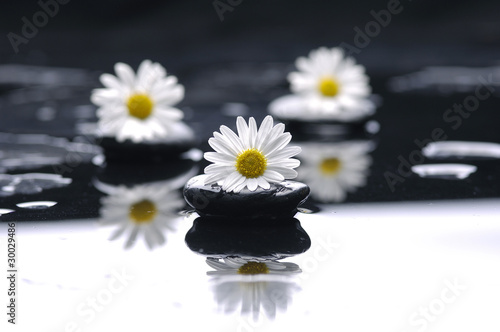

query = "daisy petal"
[267,146,302,162]
[262,132,291,156]
[226,175,247,193]
[91,89,123,106]
[124,225,140,249]
[269,158,300,168]
[222,172,245,192]
[236,116,250,147]
[136,60,153,89]
[153,85,185,105]
[247,178,258,191]
[109,223,128,240]
[233,182,248,193]
[100,73,125,91]
[204,164,234,174]
[255,115,274,150]
[208,137,237,156]
[260,123,285,152]
[220,125,245,152]
[206,259,233,270]
[257,177,271,190]
[248,117,257,148]
[204,172,228,185]
[268,166,298,179]
[204,152,235,165]
[263,170,285,183]
[114,62,136,89]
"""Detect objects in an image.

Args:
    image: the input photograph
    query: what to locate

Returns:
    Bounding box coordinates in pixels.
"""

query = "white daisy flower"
[269,47,375,122]
[206,257,301,320]
[203,115,301,193]
[206,257,302,276]
[91,60,185,143]
[297,141,373,202]
[97,182,185,250]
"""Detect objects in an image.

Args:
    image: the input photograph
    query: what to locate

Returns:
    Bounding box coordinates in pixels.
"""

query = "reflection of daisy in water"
[206,257,301,320]
[203,115,301,193]
[269,47,375,122]
[91,60,185,143]
[297,141,373,203]
[98,182,184,249]
[206,257,301,276]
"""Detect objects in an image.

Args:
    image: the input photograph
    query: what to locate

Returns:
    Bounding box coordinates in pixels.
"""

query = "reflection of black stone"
[96,157,197,187]
[185,217,311,259]
[100,137,196,162]
[183,175,310,219]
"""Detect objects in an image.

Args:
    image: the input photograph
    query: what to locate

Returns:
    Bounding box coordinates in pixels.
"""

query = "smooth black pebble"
[183,175,310,219]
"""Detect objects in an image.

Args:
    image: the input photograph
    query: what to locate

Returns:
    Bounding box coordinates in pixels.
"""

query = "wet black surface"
[0,72,499,222]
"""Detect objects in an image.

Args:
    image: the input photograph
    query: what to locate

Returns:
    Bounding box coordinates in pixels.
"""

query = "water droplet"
[297,207,314,214]
[92,154,106,166]
[423,141,500,159]
[179,209,196,217]
[0,173,71,196]
[365,120,380,134]
[181,148,203,162]
[297,204,322,214]
[0,209,15,215]
[16,201,57,209]
[412,164,477,180]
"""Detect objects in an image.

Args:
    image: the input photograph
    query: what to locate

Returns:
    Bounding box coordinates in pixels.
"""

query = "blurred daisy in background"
[203,115,301,193]
[206,257,301,320]
[269,47,375,122]
[91,60,185,143]
[97,181,185,250]
[297,141,373,202]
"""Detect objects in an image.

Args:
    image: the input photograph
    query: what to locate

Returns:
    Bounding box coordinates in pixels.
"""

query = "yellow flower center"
[127,93,154,120]
[320,158,342,175]
[235,148,267,178]
[318,77,340,97]
[238,262,269,275]
[129,199,157,224]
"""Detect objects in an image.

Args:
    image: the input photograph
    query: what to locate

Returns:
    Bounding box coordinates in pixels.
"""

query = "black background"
[1,0,500,73]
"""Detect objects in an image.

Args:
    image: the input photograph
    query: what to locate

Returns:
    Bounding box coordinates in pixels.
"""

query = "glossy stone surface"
[183,175,310,219]
[96,158,198,187]
[185,217,311,259]
[99,122,197,162]
[100,137,196,162]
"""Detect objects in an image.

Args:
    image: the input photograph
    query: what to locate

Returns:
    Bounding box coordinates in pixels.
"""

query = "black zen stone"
[96,158,197,187]
[185,217,311,260]
[183,175,310,219]
[99,136,196,162]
